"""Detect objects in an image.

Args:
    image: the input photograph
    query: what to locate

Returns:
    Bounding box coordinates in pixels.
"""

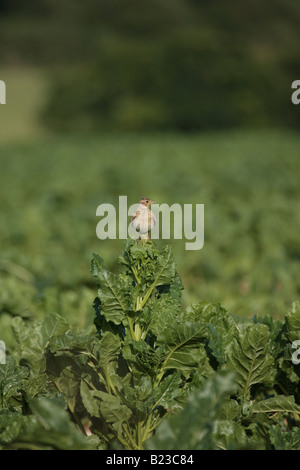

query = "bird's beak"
[149,200,156,205]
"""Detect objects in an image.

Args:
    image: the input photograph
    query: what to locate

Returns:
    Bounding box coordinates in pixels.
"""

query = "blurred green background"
[1,0,300,349]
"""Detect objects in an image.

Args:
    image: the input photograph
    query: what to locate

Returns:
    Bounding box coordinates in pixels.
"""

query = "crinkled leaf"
[80,380,101,418]
[217,399,240,421]
[11,314,69,365]
[99,393,132,434]
[283,301,300,343]
[98,331,121,370]
[151,245,177,287]
[91,254,129,325]
[122,336,159,377]
[252,395,300,414]
[269,423,300,450]
[146,372,237,450]
[0,356,28,410]
[80,381,131,434]
[158,321,207,374]
[50,366,80,414]
[0,411,24,445]
[0,399,96,449]
[227,323,275,399]
[49,328,93,353]
[122,375,152,414]
[119,241,177,288]
[28,397,96,449]
[149,290,183,337]
[212,420,248,450]
[146,372,182,411]
[184,301,228,323]
[253,314,283,357]
[183,302,240,366]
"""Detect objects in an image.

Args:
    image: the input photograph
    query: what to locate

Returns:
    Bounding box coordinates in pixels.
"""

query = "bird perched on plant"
[130,196,157,243]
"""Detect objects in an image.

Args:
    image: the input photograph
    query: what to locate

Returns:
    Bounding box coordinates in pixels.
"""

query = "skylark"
[130,196,157,243]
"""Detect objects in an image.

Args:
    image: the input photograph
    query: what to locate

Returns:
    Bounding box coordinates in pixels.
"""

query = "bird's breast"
[131,208,156,234]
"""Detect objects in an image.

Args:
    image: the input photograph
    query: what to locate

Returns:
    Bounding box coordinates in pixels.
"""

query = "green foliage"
[0,355,96,450]
[1,129,300,342]
[1,241,300,450]
[1,1,299,131]
[46,1,299,132]
[42,21,300,133]
[146,372,239,450]
[227,323,275,400]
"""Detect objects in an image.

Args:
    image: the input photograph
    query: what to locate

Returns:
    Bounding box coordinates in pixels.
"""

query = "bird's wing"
[131,211,140,222]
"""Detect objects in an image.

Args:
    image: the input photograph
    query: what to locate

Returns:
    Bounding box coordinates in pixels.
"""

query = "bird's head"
[139,196,156,207]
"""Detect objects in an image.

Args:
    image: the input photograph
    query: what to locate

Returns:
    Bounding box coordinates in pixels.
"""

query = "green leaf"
[212,420,248,450]
[158,321,207,374]
[284,301,300,343]
[91,254,129,325]
[183,302,242,366]
[0,356,28,410]
[148,287,183,337]
[48,323,94,354]
[217,399,240,421]
[0,411,24,445]
[253,313,283,358]
[27,397,96,449]
[80,380,101,418]
[227,323,275,399]
[146,372,182,411]
[96,331,122,391]
[151,245,177,287]
[119,241,177,288]
[11,314,69,365]
[0,399,97,449]
[252,395,300,414]
[122,375,152,414]
[269,423,300,450]
[50,365,80,414]
[41,313,70,342]
[80,381,132,435]
[98,330,121,368]
[184,301,228,323]
[99,392,132,435]
[146,372,237,450]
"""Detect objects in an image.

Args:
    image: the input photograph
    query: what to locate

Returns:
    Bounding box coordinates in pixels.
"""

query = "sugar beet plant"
[1,240,300,450]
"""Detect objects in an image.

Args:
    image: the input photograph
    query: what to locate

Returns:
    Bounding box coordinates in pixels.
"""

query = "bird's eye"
[146,200,149,203]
